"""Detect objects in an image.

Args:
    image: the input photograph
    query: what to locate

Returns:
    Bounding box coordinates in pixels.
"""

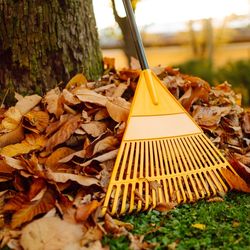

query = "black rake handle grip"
[122,0,149,69]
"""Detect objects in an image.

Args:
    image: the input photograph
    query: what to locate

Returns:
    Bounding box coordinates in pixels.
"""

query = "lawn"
[103,192,250,250]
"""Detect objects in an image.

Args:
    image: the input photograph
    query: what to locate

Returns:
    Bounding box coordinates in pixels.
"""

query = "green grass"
[103,192,250,250]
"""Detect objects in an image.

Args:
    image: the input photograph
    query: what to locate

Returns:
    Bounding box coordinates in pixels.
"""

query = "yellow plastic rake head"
[101,70,236,216]
[101,0,237,216]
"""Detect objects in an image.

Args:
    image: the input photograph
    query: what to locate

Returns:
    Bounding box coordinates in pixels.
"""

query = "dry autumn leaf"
[222,168,250,192]
[0,134,46,157]
[11,189,56,228]
[45,147,75,170]
[46,114,81,152]
[46,170,100,186]
[106,97,130,122]
[191,223,206,230]
[43,87,64,118]
[20,216,83,250]
[81,121,108,137]
[66,73,88,90]
[74,88,108,106]
[92,136,119,155]
[80,149,118,167]
[15,94,42,115]
[1,107,22,132]
[23,110,49,133]
[75,200,101,222]
[0,124,24,148]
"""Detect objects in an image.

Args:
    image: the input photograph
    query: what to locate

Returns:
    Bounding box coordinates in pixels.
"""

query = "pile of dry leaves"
[0,60,249,249]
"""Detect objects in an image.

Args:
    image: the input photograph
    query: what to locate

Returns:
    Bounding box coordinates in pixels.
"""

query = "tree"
[0,0,103,96]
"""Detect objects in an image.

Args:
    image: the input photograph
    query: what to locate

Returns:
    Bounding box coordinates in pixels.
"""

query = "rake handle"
[122,0,149,70]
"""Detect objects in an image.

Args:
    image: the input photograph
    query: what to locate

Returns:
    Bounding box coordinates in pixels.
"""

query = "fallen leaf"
[192,106,232,127]
[242,112,250,134]
[179,85,209,111]
[46,114,81,152]
[104,214,128,236]
[81,226,103,247]
[1,107,22,131]
[45,147,75,170]
[75,200,101,222]
[66,73,87,90]
[15,94,42,115]
[28,178,47,200]
[0,124,24,148]
[191,223,206,230]
[81,121,108,137]
[80,149,118,167]
[20,217,83,250]
[228,157,250,184]
[93,136,119,155]
[62,89,81,105]
[154,202,176,212]
[46,171,100,186]
[206,197,224,203]
[221,168,250,192]
[11,189,56,228]
[43,87,64,118]
[23,110,49,133]
[106,97,130,122]
[0,134,46,157]
[74,88,108,106]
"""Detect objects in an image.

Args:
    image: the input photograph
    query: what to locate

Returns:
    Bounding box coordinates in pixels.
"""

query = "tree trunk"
[0,0,103,96]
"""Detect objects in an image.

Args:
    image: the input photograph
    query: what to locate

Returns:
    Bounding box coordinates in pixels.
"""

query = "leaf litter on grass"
[0,58,250,249]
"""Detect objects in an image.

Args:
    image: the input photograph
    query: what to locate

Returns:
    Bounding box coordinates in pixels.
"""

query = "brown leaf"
[221,168,250,193]
[93,136,119,156]
[23,110,49,133]
[43,87,64,118]
[66,73,88,90]
[0,124,24,148]
[3,193,29,212]
[45,114,70,137]
[0,134,46,157]
[179,85,209,111]
[20,217,83,250]
[46,114,81,152]
[74,88,108,106]
[45,147,75,170]
[62,89,81,105]
[75,200,101,222]
[28,178,47,200]
[106,97,130,122]
[192,106,231,127]
[228,157,250,184]
[1,107,22,132]
[242,112,250,134]
[81,121,108,137]
[154,202,176,212]
[80,149,118,167]
[11,189,56,228]
[15,94,42,115]
[81,226,103,246]
[104,213,128,236]
[46,170,100,186]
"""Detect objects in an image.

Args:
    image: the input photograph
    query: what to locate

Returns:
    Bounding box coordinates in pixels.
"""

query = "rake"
[102,0,237,215]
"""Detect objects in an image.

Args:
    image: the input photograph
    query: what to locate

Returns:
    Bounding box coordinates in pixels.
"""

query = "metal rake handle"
[122,0,149,70]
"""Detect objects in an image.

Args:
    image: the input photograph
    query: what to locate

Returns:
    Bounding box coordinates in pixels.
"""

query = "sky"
[93,0,249,32]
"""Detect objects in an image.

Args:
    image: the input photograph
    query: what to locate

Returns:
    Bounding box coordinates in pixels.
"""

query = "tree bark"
[0,0,103,96]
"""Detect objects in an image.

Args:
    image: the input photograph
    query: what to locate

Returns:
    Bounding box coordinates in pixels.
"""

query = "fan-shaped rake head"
[102,133,235,215]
